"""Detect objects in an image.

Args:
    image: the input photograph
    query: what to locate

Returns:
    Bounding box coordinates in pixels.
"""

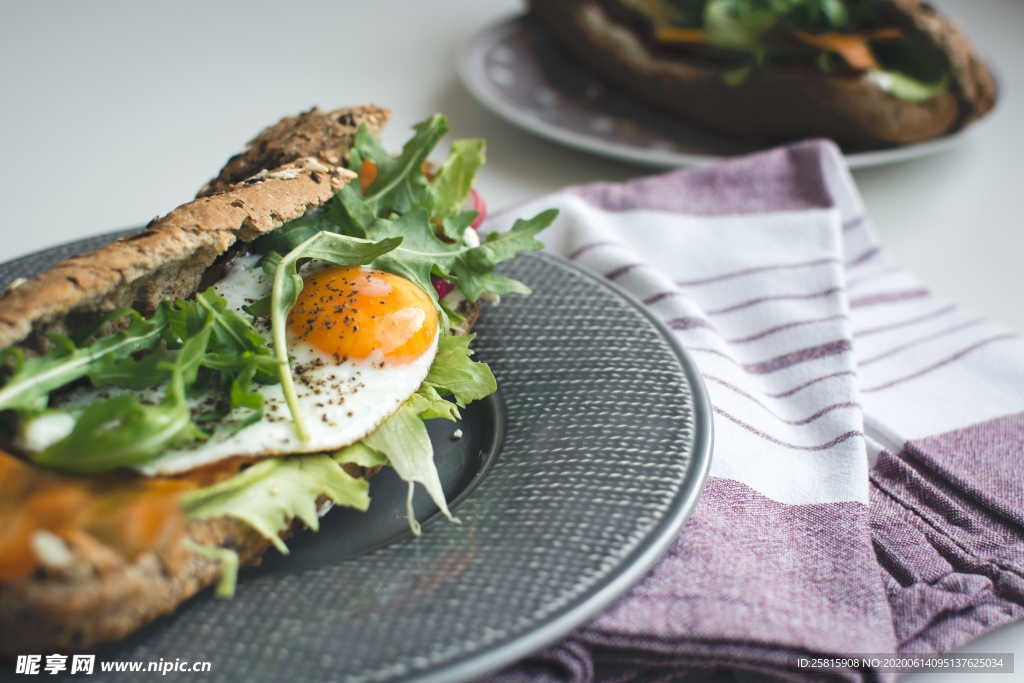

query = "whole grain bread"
[0,104,482,656]
[198,105,391,197]
[529,0,995,149]
[0,516,271,656]
[0,106,388,352]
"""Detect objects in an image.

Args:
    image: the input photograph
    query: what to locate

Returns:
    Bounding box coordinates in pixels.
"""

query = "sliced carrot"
[88,479,193,560]
[867,27,904,41]
[654,26,705,43]
[0,511,38,581]
[791,28,904,71]
[359,159,378,194]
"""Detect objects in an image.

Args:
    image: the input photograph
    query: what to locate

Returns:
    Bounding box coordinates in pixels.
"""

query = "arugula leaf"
[362,402,456,536]
[0,308,166,413]
[196,290,271,356]
[364,207,556,310]
[430,139,486,220]
[180,454,370,553]
[334,182,377,234]
[268,232,402,442]
[249,208,344,255]
[354,114,449,216]
[33,339,206,473]
[88,345,177,390]
[22,283,283,472]
[439,209,480,243]
[448,209,556,301]
[223,364,265,433]
[365,209,455,315]
[251,115,552,313]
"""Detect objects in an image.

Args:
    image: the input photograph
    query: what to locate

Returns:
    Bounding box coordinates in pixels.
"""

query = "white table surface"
[2,1,1022,680]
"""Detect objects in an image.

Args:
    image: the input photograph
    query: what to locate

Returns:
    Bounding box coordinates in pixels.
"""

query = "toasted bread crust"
[0,517,271,656]
[0,106,389,352]
[879,0,996,123]
[530,0,993,149]
[199,105,390,196]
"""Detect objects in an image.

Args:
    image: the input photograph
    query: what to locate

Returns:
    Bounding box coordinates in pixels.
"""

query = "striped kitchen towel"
[490,140,1024,682]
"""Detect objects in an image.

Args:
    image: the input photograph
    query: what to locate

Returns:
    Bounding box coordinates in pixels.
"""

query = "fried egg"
[31,254,439,475]
[142,254,439,475]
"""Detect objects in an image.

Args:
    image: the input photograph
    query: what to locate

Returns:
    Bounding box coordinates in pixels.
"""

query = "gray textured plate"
[459,16,997,170]
[0,232,712,683]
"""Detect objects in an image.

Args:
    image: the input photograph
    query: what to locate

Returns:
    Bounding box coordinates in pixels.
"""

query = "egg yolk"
[287,266,438,365]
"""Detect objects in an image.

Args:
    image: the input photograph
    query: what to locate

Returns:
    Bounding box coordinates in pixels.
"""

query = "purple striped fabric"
[493,139,1024,681]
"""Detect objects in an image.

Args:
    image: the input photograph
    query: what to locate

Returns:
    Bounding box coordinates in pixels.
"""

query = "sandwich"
[529,0,997,148]
[0,105,556,655]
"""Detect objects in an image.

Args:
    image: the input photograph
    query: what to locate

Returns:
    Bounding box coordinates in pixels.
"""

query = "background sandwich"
[530,0,997,148]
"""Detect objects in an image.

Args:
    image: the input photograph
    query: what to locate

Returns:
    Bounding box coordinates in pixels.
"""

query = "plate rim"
[458,14,998,171]
[0,234,714,683]
[414,250,714,683]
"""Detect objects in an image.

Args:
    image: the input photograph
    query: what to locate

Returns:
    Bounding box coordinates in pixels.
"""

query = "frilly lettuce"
[180,453,370,553]
[338,332,497,535]
[182,330,498,540]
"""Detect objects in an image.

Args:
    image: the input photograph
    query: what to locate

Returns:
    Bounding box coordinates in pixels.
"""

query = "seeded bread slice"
[0,106,389,353]
[0,514,271,656]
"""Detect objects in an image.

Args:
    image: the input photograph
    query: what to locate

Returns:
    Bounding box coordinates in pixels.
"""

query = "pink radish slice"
[432,275,455,298]
[469,188,486,230]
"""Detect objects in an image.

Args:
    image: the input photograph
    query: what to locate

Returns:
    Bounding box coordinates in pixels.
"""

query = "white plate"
[459,15,996,169]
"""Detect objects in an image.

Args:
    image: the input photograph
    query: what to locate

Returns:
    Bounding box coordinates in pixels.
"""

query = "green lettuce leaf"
[335,442,390,469]
[180,453,370,553]
[362,402,456,536]
[183,540,239,598]
[868,69,948,103]
[703,0,778,53]
[422,334,496,408]
[407,385,461,421]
